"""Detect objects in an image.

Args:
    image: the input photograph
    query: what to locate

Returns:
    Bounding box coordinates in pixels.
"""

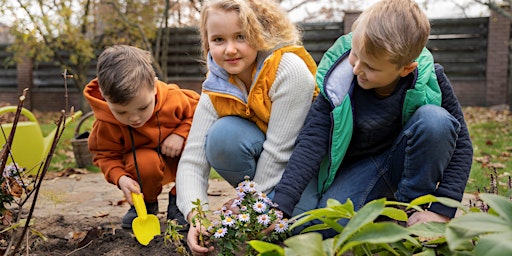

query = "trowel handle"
[132,192,148,220]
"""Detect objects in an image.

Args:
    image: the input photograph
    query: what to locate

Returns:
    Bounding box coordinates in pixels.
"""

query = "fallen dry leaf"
[93,211,109,218]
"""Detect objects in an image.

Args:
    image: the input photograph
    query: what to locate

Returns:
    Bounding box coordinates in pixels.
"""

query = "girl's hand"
[161,134,185,157]
[187,221,215,255]
[118,175,140,205]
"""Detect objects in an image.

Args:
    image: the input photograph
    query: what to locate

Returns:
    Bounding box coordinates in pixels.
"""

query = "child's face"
[206,9,258,86]
[106,85,156,128]
[348,35,416,94]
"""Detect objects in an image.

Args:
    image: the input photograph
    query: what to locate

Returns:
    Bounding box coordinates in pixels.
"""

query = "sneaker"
[167,194,189,231]
[121,201,159,229]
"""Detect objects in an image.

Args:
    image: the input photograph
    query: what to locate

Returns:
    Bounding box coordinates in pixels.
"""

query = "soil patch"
[4,172,237,255]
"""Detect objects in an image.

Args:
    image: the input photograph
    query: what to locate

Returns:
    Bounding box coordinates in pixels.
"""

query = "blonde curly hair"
[198,0,301,59]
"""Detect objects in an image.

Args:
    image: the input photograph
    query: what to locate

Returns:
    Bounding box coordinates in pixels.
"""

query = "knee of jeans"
[414,105,460,136]
[215,168,254,187]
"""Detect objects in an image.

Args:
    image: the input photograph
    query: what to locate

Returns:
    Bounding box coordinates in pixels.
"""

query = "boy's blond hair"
[351,0,430,67]
[199,0,301,59]
[97,45,155,104]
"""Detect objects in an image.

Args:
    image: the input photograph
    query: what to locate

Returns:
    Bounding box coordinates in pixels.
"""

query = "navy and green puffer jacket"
[273,34,473,219]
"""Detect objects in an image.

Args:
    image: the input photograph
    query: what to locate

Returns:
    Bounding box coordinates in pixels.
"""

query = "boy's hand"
[407,210,449,226]
[118,175,141,205]
[161,134,185,157]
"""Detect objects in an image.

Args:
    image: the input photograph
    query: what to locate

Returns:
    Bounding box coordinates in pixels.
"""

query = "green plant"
[464,106,512,195]
[250,195,469,256]
[446,193,512,255]
[251,193,512,255]
[164,219,190,256]
[204,177,290,256]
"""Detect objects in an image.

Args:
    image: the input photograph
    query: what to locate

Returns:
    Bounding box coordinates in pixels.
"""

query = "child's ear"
[153,77,158,95]
[399,62,418,77]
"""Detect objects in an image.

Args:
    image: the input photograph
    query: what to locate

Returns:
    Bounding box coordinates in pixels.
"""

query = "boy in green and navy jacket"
[273,0,473,238]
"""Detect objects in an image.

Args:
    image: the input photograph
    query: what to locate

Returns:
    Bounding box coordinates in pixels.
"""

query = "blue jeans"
[295,105,461,237]
[205,116,266,188]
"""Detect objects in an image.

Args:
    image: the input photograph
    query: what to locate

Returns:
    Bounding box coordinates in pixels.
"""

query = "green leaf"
[446,212,511,250]
[479,193,512,222]
[381,207,408,222]
[248,240,284,255]
[338,222,411,254]
[409,195,469,213]
[448,212,511,234]
[284,233,326,256]
[334,199,386,250]
[406,222,446,238]
[474,232,512,256]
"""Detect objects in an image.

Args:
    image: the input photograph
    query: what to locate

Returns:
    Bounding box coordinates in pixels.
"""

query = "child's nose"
[352,61,362,75]
[225,41,237,54]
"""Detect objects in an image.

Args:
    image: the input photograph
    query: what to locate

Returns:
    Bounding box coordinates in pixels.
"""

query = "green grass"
[39,111,99,172]
[464,107,512,195]
[37,107,512,195]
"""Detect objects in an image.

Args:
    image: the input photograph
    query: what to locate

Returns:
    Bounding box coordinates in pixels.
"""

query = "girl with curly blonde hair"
[176,0,319,253]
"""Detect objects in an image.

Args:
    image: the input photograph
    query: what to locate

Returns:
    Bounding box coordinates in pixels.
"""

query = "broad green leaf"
[322,238,335,255]
[335,199,386,250]
[435,197,469,213]
[381,207,408,221]
[409,194,438,206]
[248,240,284,255]
[338,222,411,254]
[406,222,446,238]
[283,247,300,256]
[414,248,436,256]
[300,223,331,233]
[448,213,511,234]
[479,193,512,222]
[409,195,468,213]
[325,198,343,207]
[284,233,326,256]
[473,232,512,256]
[446,212,511,250]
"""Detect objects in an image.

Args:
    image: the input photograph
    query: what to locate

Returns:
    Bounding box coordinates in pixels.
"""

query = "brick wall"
[486,7,511,106]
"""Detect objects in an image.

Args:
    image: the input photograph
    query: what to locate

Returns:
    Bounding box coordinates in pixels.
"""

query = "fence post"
[486,5,510,107]
[343,10,361,35]
[16,56,33,110]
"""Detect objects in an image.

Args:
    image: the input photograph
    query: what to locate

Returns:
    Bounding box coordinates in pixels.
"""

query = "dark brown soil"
[2,172,236,256]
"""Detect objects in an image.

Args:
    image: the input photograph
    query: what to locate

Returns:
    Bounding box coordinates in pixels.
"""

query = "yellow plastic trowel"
[131,192,160,245]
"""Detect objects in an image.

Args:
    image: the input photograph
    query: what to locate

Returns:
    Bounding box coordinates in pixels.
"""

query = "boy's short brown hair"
[96,45,155,104]
[351,0,430,68]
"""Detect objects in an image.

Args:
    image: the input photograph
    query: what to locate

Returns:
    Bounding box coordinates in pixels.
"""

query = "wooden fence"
[0,11,510,111]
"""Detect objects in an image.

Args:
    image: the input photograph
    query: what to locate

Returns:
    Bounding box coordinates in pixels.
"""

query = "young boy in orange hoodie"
[83,45,199,229]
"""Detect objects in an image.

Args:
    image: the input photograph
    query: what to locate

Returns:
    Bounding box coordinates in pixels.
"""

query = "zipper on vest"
[245,105,250,116]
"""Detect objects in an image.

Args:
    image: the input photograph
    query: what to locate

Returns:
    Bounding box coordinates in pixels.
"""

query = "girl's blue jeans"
[205,116,266,188]
[293,105,461,237]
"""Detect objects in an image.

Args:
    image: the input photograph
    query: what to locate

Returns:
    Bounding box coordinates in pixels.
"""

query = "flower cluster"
[207,178,291,255]
[2,162,29,197]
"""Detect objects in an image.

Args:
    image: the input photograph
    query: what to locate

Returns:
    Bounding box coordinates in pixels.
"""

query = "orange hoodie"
[84,78,199,185]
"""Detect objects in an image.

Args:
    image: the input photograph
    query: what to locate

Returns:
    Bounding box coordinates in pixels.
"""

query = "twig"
[64,240,93,256]
[9,112,66,255]
[0,89,28,172]
[62,69,73,114]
